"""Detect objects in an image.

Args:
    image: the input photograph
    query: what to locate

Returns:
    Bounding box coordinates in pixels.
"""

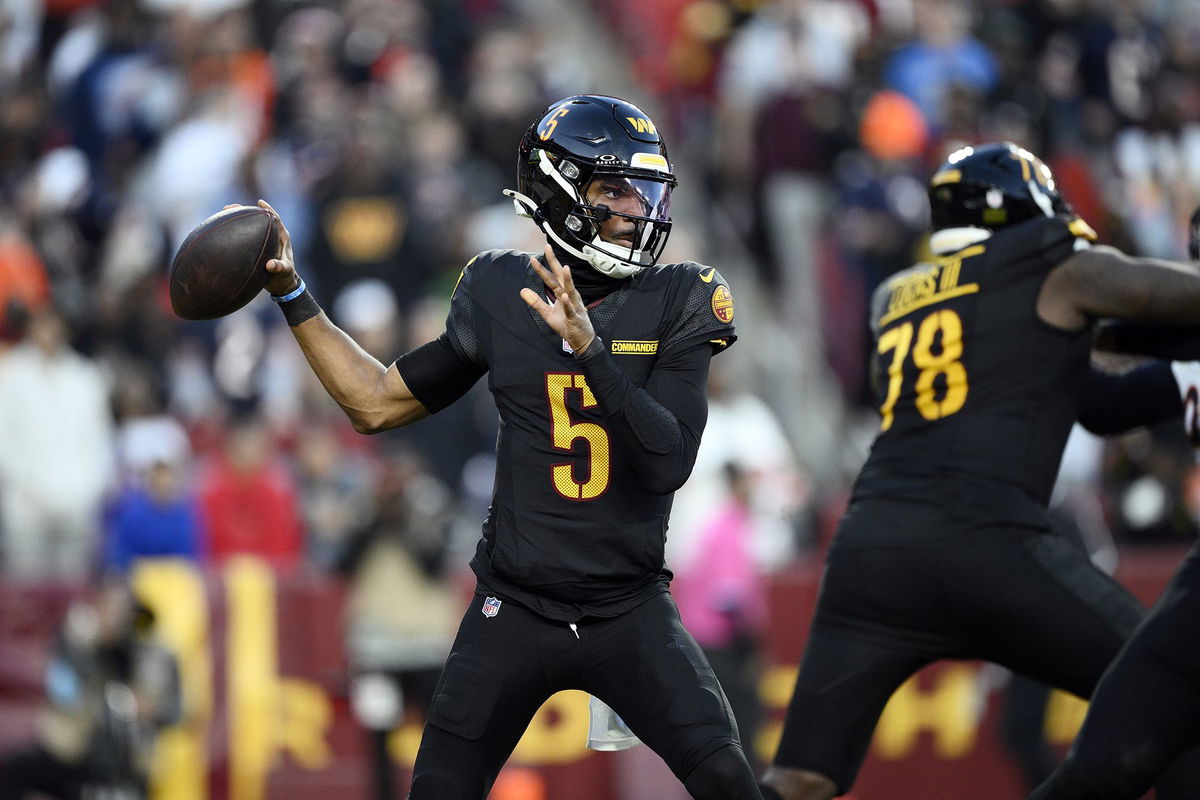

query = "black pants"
[1030,541,1200,800]
[408,590,755,799]
[773,499,1146,794]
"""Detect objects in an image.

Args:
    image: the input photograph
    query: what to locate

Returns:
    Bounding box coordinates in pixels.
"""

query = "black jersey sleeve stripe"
[394,335,487,414]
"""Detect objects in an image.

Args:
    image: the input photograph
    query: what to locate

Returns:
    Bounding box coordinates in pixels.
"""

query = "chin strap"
[503,188,538,220]
[502,189,642,279]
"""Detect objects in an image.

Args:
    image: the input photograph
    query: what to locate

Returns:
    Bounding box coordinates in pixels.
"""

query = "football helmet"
[504,95,676,278]
[928,142,1074,232]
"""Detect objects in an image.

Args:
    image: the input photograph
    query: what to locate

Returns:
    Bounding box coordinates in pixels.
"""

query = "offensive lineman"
[760,142,1200,800]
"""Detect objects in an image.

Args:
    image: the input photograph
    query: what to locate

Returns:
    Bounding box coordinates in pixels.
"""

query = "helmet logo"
[597,154,620,163]
[985,188,1004,209]
[626,116,656,134]
[539,106,573,140]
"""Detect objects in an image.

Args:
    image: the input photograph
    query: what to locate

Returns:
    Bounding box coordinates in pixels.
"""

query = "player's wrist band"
[270,278,307,303]
[573,335,604,360]
[273,280,322,328]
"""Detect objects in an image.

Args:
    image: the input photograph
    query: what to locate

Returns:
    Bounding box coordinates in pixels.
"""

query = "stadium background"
[1,0,1199,798]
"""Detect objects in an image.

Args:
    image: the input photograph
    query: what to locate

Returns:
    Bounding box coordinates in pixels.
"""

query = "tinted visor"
[585,175,672,224]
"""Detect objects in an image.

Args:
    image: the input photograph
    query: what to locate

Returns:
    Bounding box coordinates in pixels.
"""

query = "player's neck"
[561,253,628,304]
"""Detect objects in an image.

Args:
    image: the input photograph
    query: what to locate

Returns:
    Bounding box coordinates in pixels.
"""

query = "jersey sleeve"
[1077,362,1182,435]
[660,265,737,354]
[442,256,487,366]
[574,336,713,496]
[393,256,489,413]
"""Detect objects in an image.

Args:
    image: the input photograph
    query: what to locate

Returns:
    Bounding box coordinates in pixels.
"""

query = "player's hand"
[1172,362,1200,446]
[255,199,300,296]
[521,244,597,354]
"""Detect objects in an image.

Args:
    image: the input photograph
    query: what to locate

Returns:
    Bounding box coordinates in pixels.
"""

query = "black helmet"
[504,95,676,278]
[928,142,1074,232]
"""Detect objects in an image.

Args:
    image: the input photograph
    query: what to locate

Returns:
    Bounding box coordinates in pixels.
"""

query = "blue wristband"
[271,278,306,304]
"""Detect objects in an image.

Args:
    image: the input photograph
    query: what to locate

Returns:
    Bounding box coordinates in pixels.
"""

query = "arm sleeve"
[394,335,487,414]
[1094,321,1200,360]
[1077,362,1183,435]
[574,337,714,495]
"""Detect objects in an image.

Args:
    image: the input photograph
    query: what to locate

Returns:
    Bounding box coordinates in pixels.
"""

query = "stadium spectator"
[0,305,114,579]
[195,412,303,571]
[0,575,181,800]
[0,215,50,343]
[883,0,999,133]
[256,94,764,799]
[673,461,769,766]
[340,446,458,726]
[292,420,374,572]
[759,142,1200,800]
[104,410,202,573]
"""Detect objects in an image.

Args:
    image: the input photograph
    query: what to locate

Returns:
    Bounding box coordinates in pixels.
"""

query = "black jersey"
[439,250,736,621]
[852,216,1093,534]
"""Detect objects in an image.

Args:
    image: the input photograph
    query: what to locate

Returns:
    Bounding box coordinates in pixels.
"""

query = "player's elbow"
[349,415,386,435]
[345,399,428,434]
[639,463,693,495]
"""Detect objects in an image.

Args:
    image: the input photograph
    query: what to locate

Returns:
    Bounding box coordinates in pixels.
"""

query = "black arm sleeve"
[393,334,487,414]
[1094,321,1200,360]
[1077,362,1182,435]
[573,337,712,495]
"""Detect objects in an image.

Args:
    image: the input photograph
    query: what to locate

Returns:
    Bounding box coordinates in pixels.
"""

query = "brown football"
[169,205,279,320]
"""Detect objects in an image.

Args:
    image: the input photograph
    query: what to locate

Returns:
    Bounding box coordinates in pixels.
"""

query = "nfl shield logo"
[482,596,502,618]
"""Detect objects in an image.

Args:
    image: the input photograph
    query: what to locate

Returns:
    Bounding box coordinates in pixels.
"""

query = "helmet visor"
[584,175,672,225]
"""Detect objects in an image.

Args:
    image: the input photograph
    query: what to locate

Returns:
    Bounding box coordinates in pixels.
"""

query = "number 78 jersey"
[857,216,1092,513]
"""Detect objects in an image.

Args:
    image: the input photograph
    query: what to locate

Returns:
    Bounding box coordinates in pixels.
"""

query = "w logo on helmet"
[626,117,656,135]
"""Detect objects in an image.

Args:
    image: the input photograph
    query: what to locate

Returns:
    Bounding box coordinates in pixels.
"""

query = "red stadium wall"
[0,547,1185,800]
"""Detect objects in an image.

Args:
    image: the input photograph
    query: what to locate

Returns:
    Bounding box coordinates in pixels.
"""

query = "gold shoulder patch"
[711,285,734,323]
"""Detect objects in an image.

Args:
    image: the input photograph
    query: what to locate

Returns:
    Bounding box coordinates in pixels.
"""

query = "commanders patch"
[611,340,658,355]
[711,285,734,324]
[482,596,502,617]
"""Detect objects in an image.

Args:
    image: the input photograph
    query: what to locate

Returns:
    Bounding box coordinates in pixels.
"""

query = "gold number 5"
[546,373,611,500]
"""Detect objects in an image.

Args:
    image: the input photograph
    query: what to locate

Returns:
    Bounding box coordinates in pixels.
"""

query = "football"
[169,205,278,320]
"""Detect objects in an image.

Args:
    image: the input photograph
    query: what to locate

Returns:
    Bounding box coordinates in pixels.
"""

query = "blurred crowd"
[2,0,1200,784]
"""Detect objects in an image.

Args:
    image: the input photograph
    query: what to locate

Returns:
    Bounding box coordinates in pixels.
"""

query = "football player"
[258,94,763,799]
[1027,243,1200,799]
[759,142,1200,800]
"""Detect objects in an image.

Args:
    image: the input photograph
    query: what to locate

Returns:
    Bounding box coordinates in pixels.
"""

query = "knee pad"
[682,744,759,800]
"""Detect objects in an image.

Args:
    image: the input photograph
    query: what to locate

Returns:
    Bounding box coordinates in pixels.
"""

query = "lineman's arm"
[1038,245,1200,331]
[1077,362,1183,435]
